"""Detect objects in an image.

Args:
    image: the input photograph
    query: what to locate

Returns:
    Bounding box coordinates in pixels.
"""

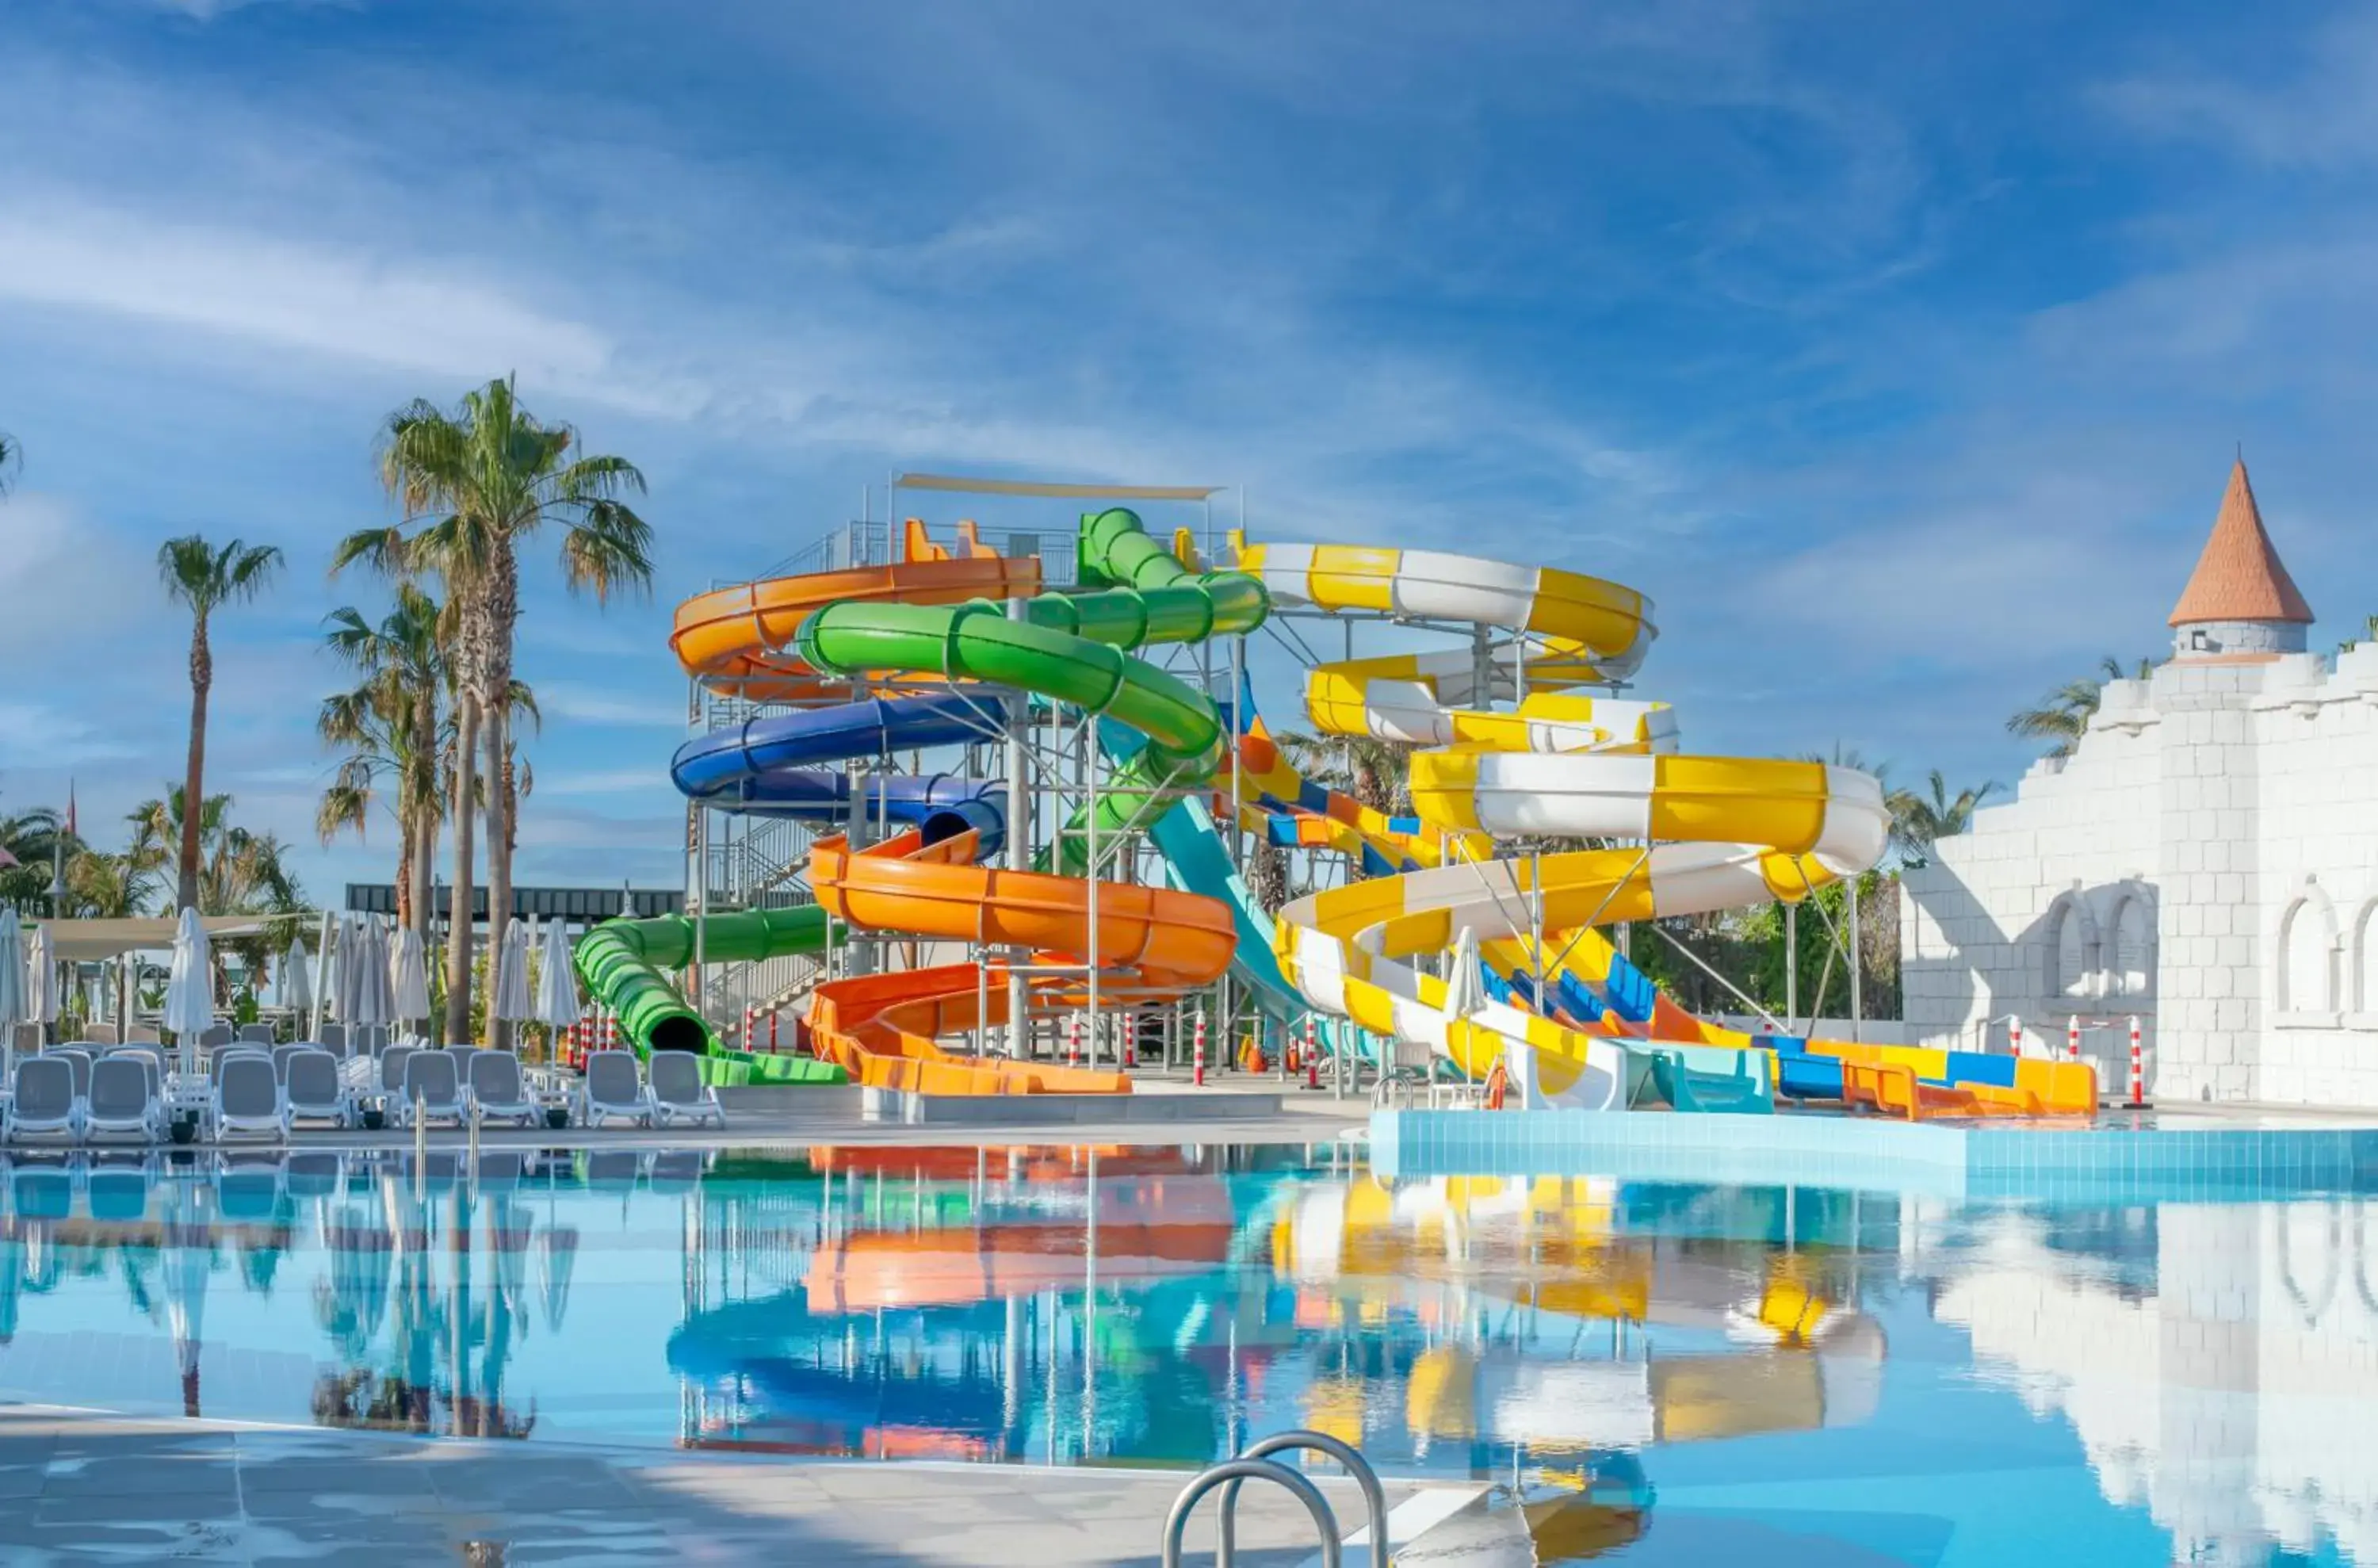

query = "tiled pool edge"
[1368,1108,2378,1202]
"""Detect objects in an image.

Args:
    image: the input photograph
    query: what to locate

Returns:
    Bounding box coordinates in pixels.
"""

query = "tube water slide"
[579,511,1271,1093]
[791,510,1266,1092]
[1235,538,2095,1115]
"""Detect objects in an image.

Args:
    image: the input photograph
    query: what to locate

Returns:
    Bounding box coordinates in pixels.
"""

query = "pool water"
[0,1144,2372,1566]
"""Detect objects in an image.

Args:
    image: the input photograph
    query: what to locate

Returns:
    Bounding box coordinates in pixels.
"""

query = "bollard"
[1193,1008,1207,1088]
[2128,1015,2145,1107]
[2067,1015,2081,1064]
[2009,1015,2023,1056]
[1067,1011,1083,1067]
[768,1008,780,1051]
[743,1003,755,1046]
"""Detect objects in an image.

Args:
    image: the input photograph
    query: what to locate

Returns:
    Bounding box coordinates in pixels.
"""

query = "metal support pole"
[1083,706,1099,1065]
[1785,901,1799,1033]
[1004,597,1032,1059]
[1229,633,1245,874]
[1847,874,1863,1043]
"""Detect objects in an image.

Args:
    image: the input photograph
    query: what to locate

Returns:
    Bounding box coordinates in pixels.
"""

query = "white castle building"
[1902,460,2378,1105]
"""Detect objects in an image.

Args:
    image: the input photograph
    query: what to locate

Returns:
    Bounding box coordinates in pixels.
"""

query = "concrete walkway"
[0,1404,1447,1566]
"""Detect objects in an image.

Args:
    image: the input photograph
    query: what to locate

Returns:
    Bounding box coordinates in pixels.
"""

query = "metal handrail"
[1214,1429,1387,1568]
[1162,1458,1341,1568]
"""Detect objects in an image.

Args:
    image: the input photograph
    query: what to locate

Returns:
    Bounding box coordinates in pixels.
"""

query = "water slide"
[1097,717,1358,1065]
[791,509,1267,1092]
[1233,538,2094,1115]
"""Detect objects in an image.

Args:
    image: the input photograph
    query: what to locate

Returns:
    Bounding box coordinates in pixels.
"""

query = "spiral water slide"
[1238,540,1898,1110]
[579,511,1266,1093]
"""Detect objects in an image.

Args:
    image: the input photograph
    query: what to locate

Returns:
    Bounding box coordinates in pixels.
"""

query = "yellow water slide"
[1234,538,1894,1108]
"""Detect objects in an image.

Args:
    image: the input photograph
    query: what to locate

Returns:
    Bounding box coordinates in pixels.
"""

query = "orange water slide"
[804,825,1237,1094]
[671,521,1032,701]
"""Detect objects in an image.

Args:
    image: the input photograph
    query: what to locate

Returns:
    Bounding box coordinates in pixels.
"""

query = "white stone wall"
[1902,643,2378,1107]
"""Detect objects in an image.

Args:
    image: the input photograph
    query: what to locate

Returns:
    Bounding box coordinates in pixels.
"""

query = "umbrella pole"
[312,908,335,1042]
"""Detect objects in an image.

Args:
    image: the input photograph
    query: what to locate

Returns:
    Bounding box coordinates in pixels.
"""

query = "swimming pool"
[0,1143,2370,1565]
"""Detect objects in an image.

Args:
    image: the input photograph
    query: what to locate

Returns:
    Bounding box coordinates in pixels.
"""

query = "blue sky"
[5,0,2376,901]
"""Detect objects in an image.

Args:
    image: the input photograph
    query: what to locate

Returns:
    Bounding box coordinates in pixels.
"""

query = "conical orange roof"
[2167,459,2313,626]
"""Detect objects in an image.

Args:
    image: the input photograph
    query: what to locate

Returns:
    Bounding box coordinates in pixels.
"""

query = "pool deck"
[0,1402,1490,1566]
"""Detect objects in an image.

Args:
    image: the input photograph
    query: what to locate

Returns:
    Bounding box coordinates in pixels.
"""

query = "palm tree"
[0,807,68,909]
[319,587,449,939]
[131,788,306,995]
[2006,654,2158,759]
[345,376,652,1044]
[1886,771,1998,866]
[1275,732,1416,816]
[157,536,285,911]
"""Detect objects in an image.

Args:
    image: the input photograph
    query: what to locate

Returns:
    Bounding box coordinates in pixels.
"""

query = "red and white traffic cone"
[1067,1012,1083,1067]
[2009,1015,2024,1055]
[2067,1015,2081,1065]
[1193,1008,1207,1087]
[1305,1016,1321,1091]
[2128,1015,2145,1107]
[1123,1020,1137,1069]
[743,1003,755,1047]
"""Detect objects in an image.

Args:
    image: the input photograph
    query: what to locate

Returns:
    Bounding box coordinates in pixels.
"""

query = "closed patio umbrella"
[388,926,431,1034]
[163,907,216,1075]
[0,911,25,1035]
[349,918,393,1039]
[491,917,535,1029]
[281,934,312,1019]
[24,924,55,1042]
[534,917,581,1032]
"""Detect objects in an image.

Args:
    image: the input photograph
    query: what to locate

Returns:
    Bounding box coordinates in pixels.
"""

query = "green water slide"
[572,905,849,1083]
[796,510,1267,870]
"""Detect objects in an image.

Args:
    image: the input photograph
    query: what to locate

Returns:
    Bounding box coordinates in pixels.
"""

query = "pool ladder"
[1160,1429,1389,1568]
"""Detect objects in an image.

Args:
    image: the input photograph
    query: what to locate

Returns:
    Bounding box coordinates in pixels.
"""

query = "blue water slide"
[671,692,1010,858]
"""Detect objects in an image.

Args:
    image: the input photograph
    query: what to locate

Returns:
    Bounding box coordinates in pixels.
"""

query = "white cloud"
[0,197,702,420]
[533,683,688,729]
[536,767,670,798]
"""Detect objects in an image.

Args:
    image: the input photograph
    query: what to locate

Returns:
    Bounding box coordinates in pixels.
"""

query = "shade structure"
[533,916,581,1028]
[0,911,25,1029]
[23,924,55,1027]
[491,917,536,1023]
[388,926,431,1027]
[163,907,216,1073]
[281,935,312,1016]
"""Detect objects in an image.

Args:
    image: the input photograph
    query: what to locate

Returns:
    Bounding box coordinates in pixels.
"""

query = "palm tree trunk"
[394,822,415,931]
[178,616,211,912]
[480,553,519,1052]
[444,689,480,1046]
[410,685,438,950]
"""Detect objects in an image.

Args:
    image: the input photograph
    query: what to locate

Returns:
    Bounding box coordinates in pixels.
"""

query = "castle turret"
[2167,459,2313,661]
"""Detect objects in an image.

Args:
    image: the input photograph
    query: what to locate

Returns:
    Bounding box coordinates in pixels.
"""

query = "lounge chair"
[579,1050,656,1129]
[396,1051,467,1129]
[377,1046,419,1107]
[284,1050,351,1129]
[208,1047,269,1088]
[83,1023,120,1047]
[648,1052,725,1130]
[270,1043,312,1084]
[212,1054,288,1142]
[47,1049,93,1114]
[584,1149,645,1188]
[84,1055,164,1143]
[237,1023,275,1046]
[318,1023,346,1054]
[197,1023,233,1054]
[466,1051,540,1127]
[9,1023,40,1057]
[6,1058,81,1144]
[126,1023,162,1044]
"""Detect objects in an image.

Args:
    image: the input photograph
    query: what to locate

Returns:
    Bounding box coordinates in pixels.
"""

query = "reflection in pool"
[0,1145,2372,1564]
